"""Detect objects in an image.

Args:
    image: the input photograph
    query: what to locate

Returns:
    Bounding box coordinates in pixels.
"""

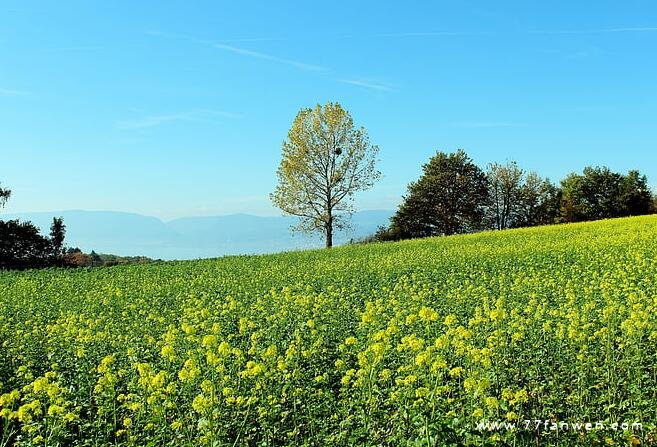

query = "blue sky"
[1,0,656,220]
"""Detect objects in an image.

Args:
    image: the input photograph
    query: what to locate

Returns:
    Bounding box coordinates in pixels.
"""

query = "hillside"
[0,209,394,260]
[0,215,655,446]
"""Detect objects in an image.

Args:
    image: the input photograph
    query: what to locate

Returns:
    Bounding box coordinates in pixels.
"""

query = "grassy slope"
[0,215,656,446]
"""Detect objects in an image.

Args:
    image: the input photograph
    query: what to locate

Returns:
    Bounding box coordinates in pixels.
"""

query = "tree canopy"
[0,184,10,209]
[388,150,488,239]
[560,167,652,222]
[271,102,380,248]
[0,183,68,270]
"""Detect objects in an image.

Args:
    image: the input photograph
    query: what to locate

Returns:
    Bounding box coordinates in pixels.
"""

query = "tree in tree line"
[560,167,653,222]
[516,172,561,227]
[50,217,66,258]
[381,150,488,240]
[0,183,68,270]
[271,102,380,248]
[0,183,10,208]
[0,219,54,270]
[485,162,560,230]
[486,161,524,230]
[618,170,653,216]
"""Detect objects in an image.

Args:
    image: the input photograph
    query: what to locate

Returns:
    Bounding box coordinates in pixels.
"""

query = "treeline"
[372,150,655,242]
[64,248,155,267]
[0,183,70,269]
[0,218,67,270]
[0,183,155,270]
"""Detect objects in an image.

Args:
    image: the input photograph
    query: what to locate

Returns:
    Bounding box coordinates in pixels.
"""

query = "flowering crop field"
[1,216,656,446]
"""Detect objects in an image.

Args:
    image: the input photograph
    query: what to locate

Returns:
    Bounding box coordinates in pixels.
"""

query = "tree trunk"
[325,215,333,248]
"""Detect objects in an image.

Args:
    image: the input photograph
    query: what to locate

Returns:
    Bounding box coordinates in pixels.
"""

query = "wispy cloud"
[147,30,394,92]
[451,121,516,129]
[340,79,393,92]
[531,26,657,35]
[0,88,31,97]
[213,43,325,71]
[369,31,483,38]
[40,45,106,53]
[147,30,323,71]
[117,109,238,130]
[372,26,657,38]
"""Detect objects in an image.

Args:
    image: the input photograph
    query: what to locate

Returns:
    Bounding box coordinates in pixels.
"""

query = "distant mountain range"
[0,210,394,260]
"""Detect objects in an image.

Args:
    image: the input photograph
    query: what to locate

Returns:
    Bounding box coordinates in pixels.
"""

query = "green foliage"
[49,217,66,258]
[0,184,10,209]
[389,149,488,238]
[270,102,380,248]
[0,220,53,270]
[486,161,524,230]
[515,172,561,227]
[560,167,652,222]
[618,170,653,216]
[0,216,656,446]
[484,162,561,230]
[0,184,66,270]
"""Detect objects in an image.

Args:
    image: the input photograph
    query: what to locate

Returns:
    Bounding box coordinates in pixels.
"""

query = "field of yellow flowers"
[1,215,656,446]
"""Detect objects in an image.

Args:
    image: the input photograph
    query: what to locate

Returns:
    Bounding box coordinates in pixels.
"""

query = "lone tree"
[271,102,380,248]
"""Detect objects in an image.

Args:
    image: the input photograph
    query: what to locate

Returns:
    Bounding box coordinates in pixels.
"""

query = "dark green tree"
[389,150,489,239]
[89,250,103,267]
[560,167,653,222]
[0,183,10,209]
[516,173,561,227]
[0,220,52,270]
[618,170,652,216]
[49,217,66,258]
[0,182,66,270]
[560,167,620,221]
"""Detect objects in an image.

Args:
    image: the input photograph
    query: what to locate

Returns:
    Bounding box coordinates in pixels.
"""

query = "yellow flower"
[444,314,457,327]
[192,394,212,413]
[472,408,484,418]
[463,377,477,392]
[63,412,77,423]
[419,306,438,322]
[161,345,176,361]
[200,380,214,394]
[449,367,463,378]
[485,396,499,409]
[97,355,115,374]
[47,404,65,416]
[201,335,217,348]
[151,371,166,389]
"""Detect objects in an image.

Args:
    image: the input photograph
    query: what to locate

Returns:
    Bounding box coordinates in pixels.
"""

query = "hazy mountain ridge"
[0,210,394,260]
